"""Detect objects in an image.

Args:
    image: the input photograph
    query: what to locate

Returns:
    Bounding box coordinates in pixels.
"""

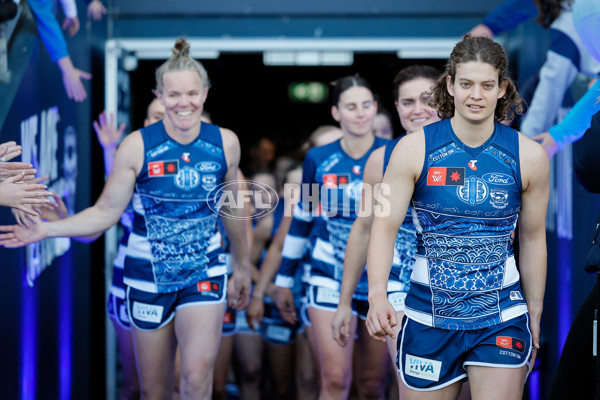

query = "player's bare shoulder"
[218,127,240,155]
[389,129,426,177]
[115,130,144,174]
[118,129,143,153]
[517,131,549,190]
[218,127,240,147]
[362,146,385,186]
[396,129,424,154]
[216,126,241,173]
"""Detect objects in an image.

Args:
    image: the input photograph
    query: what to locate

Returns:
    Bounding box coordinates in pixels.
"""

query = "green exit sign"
[288,82,329,103]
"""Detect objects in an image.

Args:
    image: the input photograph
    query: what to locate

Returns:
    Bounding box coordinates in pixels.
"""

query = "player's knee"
[356,377,386,399]
[180,365,212,398]
[321,367,351,394]
[140,386,170,400]
[238,360,262,384]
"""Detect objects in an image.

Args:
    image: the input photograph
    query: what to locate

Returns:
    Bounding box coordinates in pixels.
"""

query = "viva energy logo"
[405,354,442,382]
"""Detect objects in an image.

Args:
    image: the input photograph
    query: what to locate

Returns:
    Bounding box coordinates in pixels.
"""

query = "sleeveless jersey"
[255,200,286,267]
[406,118,527,330]
[109,207,134,299]
[216,218,234,276]
[383,137,417,293]
[124,121,228,293]
[276,137,389,298]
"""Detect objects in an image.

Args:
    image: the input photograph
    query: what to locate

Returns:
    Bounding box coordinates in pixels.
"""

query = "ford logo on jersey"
[207,179,279,220]
[482,173,514,185]
[195,161,222,172]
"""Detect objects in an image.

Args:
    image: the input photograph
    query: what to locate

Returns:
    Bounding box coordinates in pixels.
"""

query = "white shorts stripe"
[124,277,158,293]
[308,276,339,292]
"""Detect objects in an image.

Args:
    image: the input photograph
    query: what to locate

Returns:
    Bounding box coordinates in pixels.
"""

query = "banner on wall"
[19,106,78,285]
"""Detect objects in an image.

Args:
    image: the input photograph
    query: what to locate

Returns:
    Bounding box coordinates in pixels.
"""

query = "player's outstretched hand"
[11,175,51,227]
[0,141,22,162]
[0,160,36,182]
[468,23,494,38]
[0,173,51,216]
[58,57,91,103]
[38,193,69,222]
[62,16,80,37]
[0,217,48,248]
[532,132,558,159]
[87,0,107,20]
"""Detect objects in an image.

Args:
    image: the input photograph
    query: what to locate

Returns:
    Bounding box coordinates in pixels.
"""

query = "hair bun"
[172,38,191,58]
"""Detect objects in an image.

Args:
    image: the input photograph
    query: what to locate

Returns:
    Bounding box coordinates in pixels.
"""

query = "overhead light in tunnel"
[288,81,329,103]
[263,51,353,66]
[397,49,451,59]
[122,53,138,71]
[134,50,221,60]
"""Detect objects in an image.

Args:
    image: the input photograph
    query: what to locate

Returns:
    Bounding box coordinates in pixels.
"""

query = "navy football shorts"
[222,306,238,337]
[398,313,532,391]
[107,288,131,329]
[127,275,227,331]
[307,285,359,316]
[260,295,304,345]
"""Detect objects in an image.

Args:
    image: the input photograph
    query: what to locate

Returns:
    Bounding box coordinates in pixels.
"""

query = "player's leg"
[308,304,357,399]
[127,287,178,400]
[399,381,463,400]
[213,307,237,400]
[466,365,526,400]
[233,331,264,400]
[108,292,140,400]
[464,314,532,400]
[397,318,465,400]
[295,330,319,399]
[354,314,390,399]
[174,276,228,400]
[175,301,226,400]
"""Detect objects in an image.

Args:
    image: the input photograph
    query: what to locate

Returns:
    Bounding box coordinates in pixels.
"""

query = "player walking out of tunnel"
[275,75,391,399]
[0,38,251,400]
[366,35,549,400]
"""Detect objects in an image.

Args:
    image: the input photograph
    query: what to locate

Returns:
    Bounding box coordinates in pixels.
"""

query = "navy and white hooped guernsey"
[406,118,527,330]
[275,137,389,298]
[124,121,228,293]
